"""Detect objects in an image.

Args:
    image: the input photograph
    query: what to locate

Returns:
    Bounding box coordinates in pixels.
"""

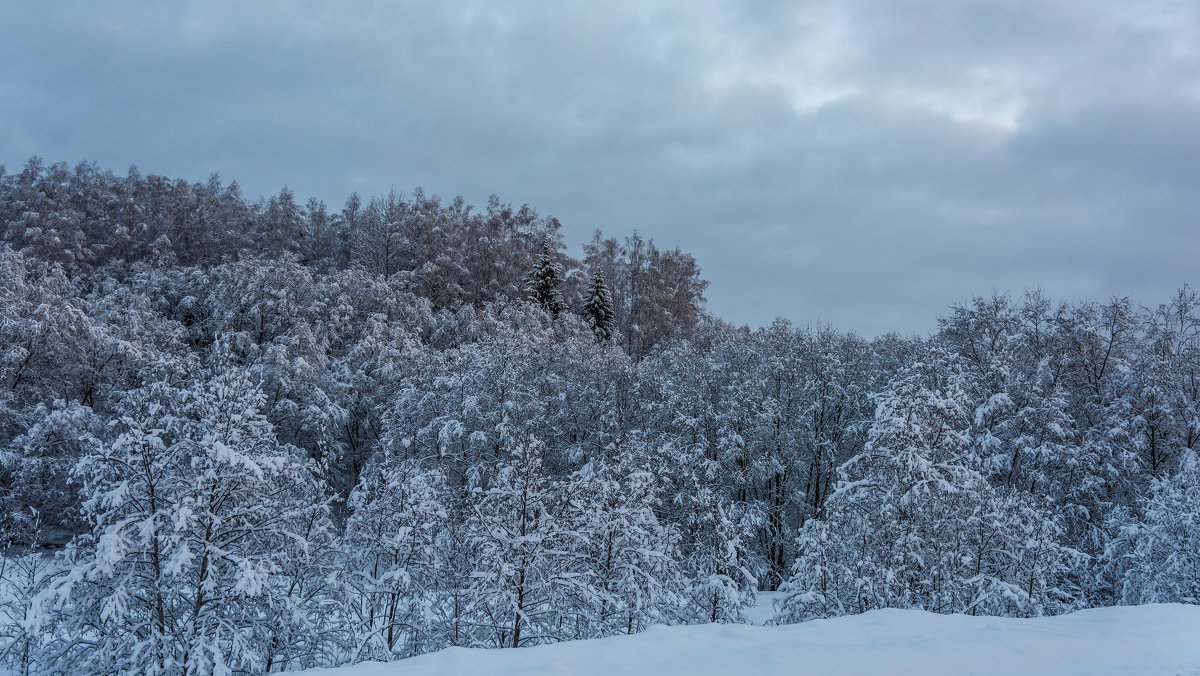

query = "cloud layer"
[2,0,1198,334]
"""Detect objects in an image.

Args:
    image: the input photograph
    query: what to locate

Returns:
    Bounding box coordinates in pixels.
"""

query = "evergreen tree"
[583,273,616,342]
[526,241,567,319]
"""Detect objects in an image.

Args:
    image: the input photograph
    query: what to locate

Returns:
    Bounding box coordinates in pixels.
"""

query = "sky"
[2,1,1198,336]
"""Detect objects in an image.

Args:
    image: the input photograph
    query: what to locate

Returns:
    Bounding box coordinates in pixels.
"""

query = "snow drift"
[301,604,1200,676]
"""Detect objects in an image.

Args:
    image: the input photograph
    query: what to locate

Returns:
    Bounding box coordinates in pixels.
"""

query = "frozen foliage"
[341,457,448,660]
[0,402,101,546]
[33,369,337,675]
[565,461,686,637]
[466,435,581,648]
[1,158,1198,673]
[778,353,1083,621]
[0,547,59,675]
[1107,450,1200,604]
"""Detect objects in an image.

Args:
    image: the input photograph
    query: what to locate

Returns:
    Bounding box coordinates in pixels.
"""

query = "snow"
[741,590,784,625]
[299,604,1200,676]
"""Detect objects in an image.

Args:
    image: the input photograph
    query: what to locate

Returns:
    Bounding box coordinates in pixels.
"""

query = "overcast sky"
[2,1,1198,335]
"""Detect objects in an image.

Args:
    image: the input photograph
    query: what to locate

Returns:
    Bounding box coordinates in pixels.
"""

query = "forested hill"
[0,157,708,357]
[1,158,1198,674]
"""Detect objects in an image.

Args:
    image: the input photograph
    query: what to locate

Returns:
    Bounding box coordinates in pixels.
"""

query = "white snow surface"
[741,590,785,625]
[302,603,1200,676]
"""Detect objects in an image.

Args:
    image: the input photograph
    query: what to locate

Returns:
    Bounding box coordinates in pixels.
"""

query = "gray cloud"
[2,0,1198,335]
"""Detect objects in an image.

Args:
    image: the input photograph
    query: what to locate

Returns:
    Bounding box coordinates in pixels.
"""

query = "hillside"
[3,160,1200,674]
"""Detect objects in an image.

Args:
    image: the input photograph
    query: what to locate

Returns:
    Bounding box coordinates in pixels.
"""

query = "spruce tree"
[583,273,616,342]
[526,241,567,319]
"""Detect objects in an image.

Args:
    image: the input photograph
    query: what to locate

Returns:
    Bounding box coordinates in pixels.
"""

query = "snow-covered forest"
[1,158,1198,674]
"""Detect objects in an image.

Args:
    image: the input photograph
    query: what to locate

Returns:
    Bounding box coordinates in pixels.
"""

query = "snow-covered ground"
[301,603,1200,676]
[741,590,785,625]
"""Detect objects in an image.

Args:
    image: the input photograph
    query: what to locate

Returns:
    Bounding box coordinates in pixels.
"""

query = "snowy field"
[301,603,1200,676]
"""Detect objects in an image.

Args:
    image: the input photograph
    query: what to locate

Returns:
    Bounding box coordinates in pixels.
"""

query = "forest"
[0,158,1197,674]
